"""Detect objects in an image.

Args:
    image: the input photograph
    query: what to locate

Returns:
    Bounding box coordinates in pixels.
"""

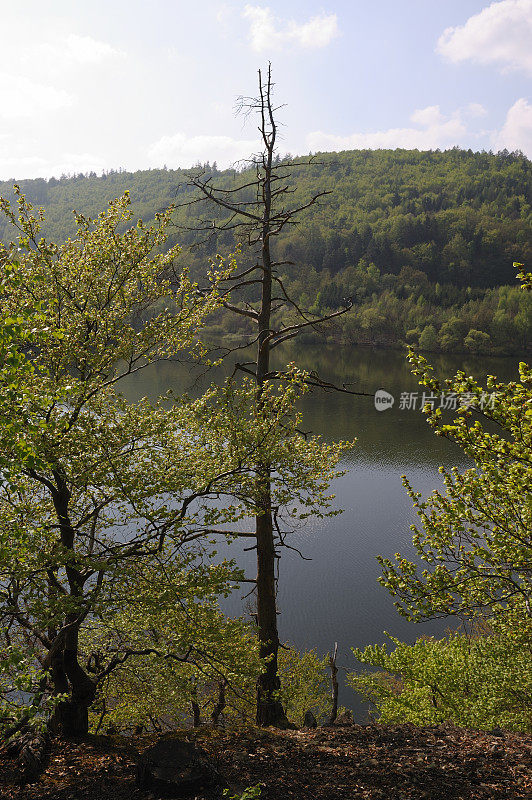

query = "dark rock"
[5,737,23,758]
[17,729,49,784]
[136,736,218,797]
[490,726,504,737]
[303,710,317,729]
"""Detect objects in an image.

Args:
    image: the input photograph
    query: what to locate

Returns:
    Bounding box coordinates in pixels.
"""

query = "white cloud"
[0,72,73,119]
[216,3,236,35]
[0,156,48,181]
[65,34,125,64]
[147,132,258,168]
[493,97,532,155]
[307,105,470,153]
[0,151,107,181]
[437,0,532,75]
[466,102,488,118]
[47,152,108,177]
[410,105,444,127]
[242,5,339,52]
[33,34,126,71]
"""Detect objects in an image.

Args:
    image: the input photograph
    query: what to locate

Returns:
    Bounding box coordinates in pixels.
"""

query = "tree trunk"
[211,680,226,727]
[253,105,289,726]
[49,630,96,736]
[184,65,337,727]
[326,642,339,726]
[191,683,201,727]
[191,701,201,728]
[47,475,96,736]
[255,481,289,726]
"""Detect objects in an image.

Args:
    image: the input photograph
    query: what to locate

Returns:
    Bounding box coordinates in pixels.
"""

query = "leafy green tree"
[404,328,420,346]
[350,608,532,732]
[87,573,333,732]
[0,188,349,738]
[378,351,531,621]
[464,328,491,353]
[418,324,438,352]
[83,550,261,733]
[0,189,242,736]
[350,344,532,731]
[0,259,64,737]
[439,317,467,352]
[277,647,331,727]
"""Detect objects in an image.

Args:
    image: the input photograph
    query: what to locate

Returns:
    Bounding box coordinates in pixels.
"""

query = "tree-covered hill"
[1,147,531,354]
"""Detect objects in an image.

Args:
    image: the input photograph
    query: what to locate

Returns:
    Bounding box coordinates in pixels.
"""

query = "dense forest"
[1,146,531,354]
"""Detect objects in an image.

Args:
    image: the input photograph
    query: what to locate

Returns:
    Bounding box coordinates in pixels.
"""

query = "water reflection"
[120,345,523,720]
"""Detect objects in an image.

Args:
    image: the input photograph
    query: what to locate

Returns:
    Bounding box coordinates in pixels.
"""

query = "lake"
[121,344,522,720]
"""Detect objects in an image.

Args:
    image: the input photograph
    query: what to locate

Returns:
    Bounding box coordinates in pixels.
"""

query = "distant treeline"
[1,147,531,354]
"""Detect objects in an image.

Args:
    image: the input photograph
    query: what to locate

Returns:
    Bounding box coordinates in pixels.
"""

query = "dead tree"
[327,642,339,726]
[177,65,362,727]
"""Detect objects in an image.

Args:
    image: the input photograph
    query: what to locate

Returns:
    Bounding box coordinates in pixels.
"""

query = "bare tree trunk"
[191,702,201,728]
[190,680,201,727]
[255,485,287,725]
[211,680,226,727]
[254,112,289,726]
[326,642,339,726]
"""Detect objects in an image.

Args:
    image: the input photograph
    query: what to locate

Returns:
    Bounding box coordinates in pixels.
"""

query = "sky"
[0,0,531,179]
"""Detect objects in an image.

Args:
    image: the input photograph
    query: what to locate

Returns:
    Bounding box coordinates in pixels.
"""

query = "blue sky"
[1,0,531,179]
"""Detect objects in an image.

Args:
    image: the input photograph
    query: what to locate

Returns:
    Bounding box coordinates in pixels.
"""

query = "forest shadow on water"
[120,343,524,721]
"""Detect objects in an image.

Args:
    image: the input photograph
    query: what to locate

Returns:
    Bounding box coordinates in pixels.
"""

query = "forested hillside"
[1,147,531,354]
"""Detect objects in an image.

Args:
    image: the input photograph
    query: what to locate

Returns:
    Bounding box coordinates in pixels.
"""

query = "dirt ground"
[2,721,531,800]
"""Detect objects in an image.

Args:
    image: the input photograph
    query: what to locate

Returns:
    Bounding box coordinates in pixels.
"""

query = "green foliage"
[0,189,349,732]
[0,258,64,735]
[0,639,66,734]
[418,324,438,352]
[350,345,532,733]
[515,260,532,290]
[378,352,532,621]
[0,189,245,730]
[1,149,530,354]
[464,328,492,353]
[88,581,334,732]
[350,608,532,732]
[187,369,352,525]
[223,785,262,800]
[84,550,261,732]
[277,647,331,727]
[0,259,55,478]
[2,150,529,289]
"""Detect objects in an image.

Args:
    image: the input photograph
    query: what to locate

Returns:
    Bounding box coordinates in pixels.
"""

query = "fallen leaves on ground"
[1,722,531,799]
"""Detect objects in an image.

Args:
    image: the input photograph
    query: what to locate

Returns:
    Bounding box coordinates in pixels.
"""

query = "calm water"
[121,345,522,720]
